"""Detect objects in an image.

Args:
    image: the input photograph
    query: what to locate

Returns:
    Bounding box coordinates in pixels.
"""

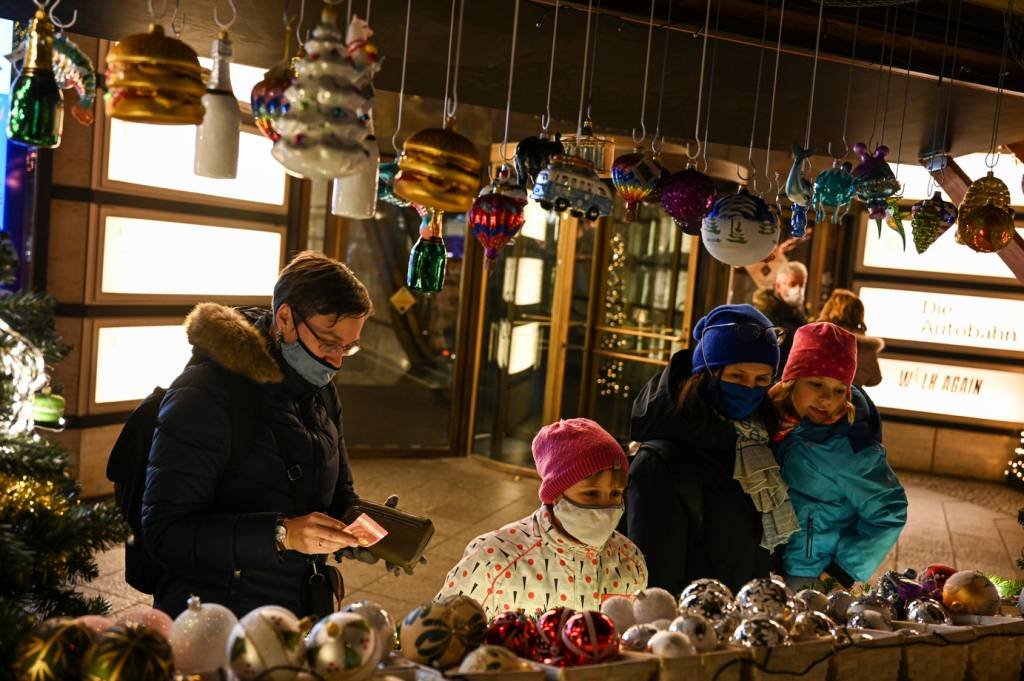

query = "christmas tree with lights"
[1006,429,1024,492]
[0,231,125,676]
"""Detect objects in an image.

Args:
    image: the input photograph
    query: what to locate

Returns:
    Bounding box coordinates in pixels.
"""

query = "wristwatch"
[275,518,288,552]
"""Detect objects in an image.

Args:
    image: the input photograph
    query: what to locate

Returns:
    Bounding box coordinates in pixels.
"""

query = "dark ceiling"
[3,0,1024,163]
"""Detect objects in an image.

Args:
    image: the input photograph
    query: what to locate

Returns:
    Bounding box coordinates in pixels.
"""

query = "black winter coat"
[141,304,358,618]
[625,349,772,597]
[752,289,807,365]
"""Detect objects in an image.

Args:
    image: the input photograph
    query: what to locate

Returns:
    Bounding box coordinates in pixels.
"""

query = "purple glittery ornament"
[660,167,716,235]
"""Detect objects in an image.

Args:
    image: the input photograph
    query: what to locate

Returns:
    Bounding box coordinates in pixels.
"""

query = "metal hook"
[147,0,167,20]
[684,139,701,162]
[49,0,78,29]
[214,0,237,31]
[631,121,647,147]
[170,0,185,37]
[840,136,850,159]
[737,164,752,183]
[31,0,47,9]
[295,0,305,51]
[751,174,761,196]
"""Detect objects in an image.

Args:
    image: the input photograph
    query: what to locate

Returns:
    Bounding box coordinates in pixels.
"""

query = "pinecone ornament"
[911,191,956,254]
[957,172,1015,253]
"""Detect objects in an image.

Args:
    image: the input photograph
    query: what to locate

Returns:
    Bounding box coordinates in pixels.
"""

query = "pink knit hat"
[781,322,858,387]
[533,418,629,504]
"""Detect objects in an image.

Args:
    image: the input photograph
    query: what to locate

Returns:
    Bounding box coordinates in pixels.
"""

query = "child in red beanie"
[437,418,647,618]
[769,322,907,591]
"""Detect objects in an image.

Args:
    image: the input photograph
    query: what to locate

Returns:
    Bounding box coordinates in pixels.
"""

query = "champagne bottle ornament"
[272,7,375,179]
[8,19,98,126]
[911,191,957,254]
[785,146,815,238]
[7,9,64,148]
[407,210,448,294]
[852,143,902,230]
[469,166,527,269]
[958,171,1015,253]
[195,31,241,179]
[612,150,662,222]
[812,161,855,223]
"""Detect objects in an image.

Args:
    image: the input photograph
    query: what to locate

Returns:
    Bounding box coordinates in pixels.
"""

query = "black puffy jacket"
[625,349,773,597]
[141,303,358,618]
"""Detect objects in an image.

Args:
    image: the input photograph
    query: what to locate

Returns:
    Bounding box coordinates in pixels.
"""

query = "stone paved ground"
[82,459,1024,620]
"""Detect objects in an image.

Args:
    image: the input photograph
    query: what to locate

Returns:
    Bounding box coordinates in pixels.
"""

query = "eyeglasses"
[700,322,788,347]
[298,317,361,357]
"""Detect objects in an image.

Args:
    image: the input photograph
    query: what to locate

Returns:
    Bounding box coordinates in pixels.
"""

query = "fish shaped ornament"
[957,171,1015,253]
[469,166,527,269]
[514,132,565,190]
[660,165,717,235]
[701,188,779,266]
[911,191,957,254]
[786,145,815,237]
[612,149,662,222]
[852,143,902,229]
[812,160,855,224]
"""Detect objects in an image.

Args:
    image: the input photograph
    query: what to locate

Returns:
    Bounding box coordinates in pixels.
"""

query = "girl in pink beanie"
[769,323,907,591]
[437,418,647,618]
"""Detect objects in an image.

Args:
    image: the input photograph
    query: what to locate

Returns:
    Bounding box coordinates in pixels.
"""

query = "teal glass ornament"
[407,209,447,293]
[378,160,410,207]
[813,161,855,223]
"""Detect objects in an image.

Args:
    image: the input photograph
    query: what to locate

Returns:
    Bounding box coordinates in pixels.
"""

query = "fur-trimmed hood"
[856,333,885,352]
[184,303,284,384]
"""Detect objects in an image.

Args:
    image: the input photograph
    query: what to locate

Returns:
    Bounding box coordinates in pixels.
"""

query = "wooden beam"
[923,154,1024,285]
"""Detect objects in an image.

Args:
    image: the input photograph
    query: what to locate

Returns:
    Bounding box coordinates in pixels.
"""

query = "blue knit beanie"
[691,304,781,375]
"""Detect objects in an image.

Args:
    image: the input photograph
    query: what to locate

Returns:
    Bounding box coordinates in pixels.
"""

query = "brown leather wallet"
[342,500,435,571]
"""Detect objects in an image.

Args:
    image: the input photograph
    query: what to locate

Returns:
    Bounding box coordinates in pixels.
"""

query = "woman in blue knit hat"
[625,304,799,595]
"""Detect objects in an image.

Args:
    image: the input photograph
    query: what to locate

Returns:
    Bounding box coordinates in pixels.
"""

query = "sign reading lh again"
[858,286,1024,355]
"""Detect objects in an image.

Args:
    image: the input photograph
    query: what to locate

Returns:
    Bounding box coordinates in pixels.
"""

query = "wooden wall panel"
[47,200,90,304]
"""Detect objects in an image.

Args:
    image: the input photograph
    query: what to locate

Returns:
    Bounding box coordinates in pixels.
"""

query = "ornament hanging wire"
[631,0,657,146]
[687,0,714,162]
[575,0,596,138]
[170,0,185,38]
[48,0,78,30]
[445,0,467,123]
[739,0,771,189]
[214,0,237,31]
[878,4,901,148]
[651,0,674,154]
[366,0,372,25]
[147,0,167,20]
[867,7,892,150]
[929,0,963,191]
[391,0,413,153]
[539,0,560,133]
[893,1,918,179]
[498,0,522,166]
[762,0,787,184]
[837,7,861,160]
[700,0,721,173]
[585,1,602,121]
[801,0,826,169]
[986,0,1013,169]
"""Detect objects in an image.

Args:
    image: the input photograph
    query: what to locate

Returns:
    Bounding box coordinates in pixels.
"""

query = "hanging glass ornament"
[812,160,855,224]
[250,59,293,142]
[661,166,717,236]
[852,143,902,228]
[332,128,381,218]
[701,188,780,267]
[469,166,527,269]
[10,25,99,126]
[407,209,448,293]
[531,154,613,222]
[957,171,1016,253]
[393,127,482,213]
[785,145,814,237]
[911,191,956,254]
[514,133,565,190]
[560,117,616,178]
[611,150,661,222]
[272,7,375,179]
[377,158,410,207]
[195,31,241,179]
[642,157,671,205]
[7,9,63,148]
[104,24,205,125]
[883,196,909,249]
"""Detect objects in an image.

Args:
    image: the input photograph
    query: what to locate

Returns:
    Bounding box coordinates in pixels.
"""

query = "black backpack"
[625,439,704,539]
[106,373,258,594]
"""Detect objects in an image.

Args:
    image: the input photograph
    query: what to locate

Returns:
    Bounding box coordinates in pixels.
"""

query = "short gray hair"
[776,260,807,282]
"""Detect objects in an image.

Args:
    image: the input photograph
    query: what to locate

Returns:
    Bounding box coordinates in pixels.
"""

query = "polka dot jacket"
[436,507,648,619]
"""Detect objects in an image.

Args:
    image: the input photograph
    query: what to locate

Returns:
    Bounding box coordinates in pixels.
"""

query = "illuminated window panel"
[508,322,541,374]
[94,325,192,404]
[514,258,545,307]
[107,119,287,205]
[196,58,267,105]
[861,218,1021,279]
[101,216,281,296]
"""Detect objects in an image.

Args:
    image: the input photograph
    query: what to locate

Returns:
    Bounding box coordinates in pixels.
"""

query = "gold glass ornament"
[393,127,482,213]
[560,116,615,178]
[941,570,1000,616]
[957,172,1015,253]
[14,618,93,681]
[104,24,205,125]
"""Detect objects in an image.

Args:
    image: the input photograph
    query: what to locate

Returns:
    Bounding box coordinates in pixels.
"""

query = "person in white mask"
[753,260,808,364]
[437,418,647,618]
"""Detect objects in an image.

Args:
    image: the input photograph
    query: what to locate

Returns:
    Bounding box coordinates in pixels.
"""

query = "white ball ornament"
[701,188,779,267]
[227,606,306,681]
[600,596,636,634]
[633,588,679,624]
[169,596,238,679]
[621,624,660,652]
[735,578,793,623]
[679,578,733,605]
[669,614,717,653]
[341,600,396,666]
[458,645,532,673]
[307,612,379,681]
[794,589,829,615]
[649,618,673,631]
[647,630,696,658]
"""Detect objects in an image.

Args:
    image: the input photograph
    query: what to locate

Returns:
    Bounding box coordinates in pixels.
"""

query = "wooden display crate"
[830,630,903,681]
[952,614,1024,681]
[535,652,659,681]
[654,647,749,681]
[742,638,834,681]
[890,621,973,681]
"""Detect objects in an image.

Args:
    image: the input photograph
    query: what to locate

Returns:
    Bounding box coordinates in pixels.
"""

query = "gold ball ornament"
[14,617,93,681]
[393,127,482,213]
[399,598,485,670]
[942,570,1000,616]
[80,624,174,681]
[957,202,1015,253]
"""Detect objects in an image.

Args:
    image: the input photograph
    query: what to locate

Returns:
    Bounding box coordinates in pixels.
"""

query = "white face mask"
[780,285,804,307]
[553,497,624,548]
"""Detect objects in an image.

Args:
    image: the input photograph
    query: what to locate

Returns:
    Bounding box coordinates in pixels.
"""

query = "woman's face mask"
[708,374,768,421]
[553,497,624,548]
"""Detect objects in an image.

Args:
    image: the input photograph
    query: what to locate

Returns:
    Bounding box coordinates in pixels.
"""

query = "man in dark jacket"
[142,252,372,618]
[752,261,808,364]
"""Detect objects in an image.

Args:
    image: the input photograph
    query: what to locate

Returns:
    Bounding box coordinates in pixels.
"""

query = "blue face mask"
[280,336,340,387]
[708,375,767,421]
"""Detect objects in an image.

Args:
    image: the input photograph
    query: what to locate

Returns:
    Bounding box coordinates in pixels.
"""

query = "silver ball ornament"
[669,614,717,653]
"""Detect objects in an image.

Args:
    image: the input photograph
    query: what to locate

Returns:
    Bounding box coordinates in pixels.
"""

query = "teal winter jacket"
[775,387,907,584]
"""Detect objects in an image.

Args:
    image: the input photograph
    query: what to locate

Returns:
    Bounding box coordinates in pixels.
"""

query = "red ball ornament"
[660,167,716,235]
[485,610,543,659]
[559,611,620,666]
[534,607,576,662]
[469,167,526,270]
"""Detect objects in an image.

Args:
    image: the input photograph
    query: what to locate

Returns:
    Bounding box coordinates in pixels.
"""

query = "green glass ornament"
[812,161,855,223]
[884,196,908,250]
[32,387,65,428]
[911,191,956,254]
[7,10,64,149]
[407,209,447,293]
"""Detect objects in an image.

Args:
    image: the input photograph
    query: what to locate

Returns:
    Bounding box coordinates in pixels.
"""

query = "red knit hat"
[781,322,858,386]
[533,418,629,504]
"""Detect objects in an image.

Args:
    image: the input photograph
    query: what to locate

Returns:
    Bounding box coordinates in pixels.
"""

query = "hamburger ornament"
[104,24,205,125]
